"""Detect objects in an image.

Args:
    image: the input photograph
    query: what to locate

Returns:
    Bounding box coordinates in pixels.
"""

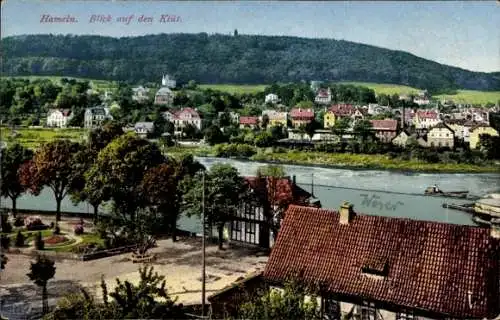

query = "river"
[2,157,499,233]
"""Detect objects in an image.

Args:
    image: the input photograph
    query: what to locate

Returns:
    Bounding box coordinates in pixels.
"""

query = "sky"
[1,0,499,73]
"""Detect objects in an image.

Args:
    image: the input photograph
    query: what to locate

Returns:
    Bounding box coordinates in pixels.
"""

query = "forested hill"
[2,33,499,92]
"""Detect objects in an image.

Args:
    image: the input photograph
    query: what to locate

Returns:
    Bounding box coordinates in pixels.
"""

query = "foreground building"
[210,204,500,319]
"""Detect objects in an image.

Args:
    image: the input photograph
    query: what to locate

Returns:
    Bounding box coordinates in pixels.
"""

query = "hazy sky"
[2,1,499,73]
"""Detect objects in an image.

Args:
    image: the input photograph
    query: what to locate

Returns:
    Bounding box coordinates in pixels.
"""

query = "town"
[1,1,500,319]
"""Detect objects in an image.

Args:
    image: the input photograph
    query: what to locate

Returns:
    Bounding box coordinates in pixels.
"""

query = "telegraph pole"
[201,171,206,318]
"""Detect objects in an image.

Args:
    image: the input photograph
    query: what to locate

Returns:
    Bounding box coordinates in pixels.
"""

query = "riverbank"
[164,146,500,174]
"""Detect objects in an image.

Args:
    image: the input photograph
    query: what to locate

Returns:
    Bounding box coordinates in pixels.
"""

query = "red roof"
[244,177,312,206]
[239,116,258,125]
[417,110,438,120]
[370,119,398,131]
[316,89,330,98]
[264,205,500,318]
[174,107,200,120]
[327,104,355,116]
[290,108,314,119]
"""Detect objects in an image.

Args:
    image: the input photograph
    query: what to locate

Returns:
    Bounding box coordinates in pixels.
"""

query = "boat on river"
[442,202,476,214]
[424,186,469,199]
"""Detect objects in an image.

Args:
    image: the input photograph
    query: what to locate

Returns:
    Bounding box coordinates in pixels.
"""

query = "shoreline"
[165,148,500,174]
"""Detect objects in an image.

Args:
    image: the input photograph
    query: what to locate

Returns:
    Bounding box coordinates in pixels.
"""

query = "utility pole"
[201,171,206,318]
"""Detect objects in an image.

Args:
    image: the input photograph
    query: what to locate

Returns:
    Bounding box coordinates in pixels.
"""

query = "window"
[396,311,418,320]
[354,301,378,320]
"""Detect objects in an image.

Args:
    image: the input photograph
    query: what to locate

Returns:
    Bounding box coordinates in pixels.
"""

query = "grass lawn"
[198,84,267,94]
[337,81,420,96]
[434,90,500,105]
[2,229,53,243]
[1,127,88,150]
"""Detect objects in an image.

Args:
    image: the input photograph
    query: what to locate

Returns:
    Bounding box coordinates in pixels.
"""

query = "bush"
[25,216,48,231]
[34,232,44,250]
[13,216,25,227]
[15,230,25,247]
[74,224,84,235]
[53,225,61,235]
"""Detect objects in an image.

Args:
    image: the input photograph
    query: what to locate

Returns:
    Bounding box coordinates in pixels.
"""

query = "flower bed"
[43,235,70,246]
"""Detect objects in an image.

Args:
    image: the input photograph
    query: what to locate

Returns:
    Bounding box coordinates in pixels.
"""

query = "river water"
[2,157,499,233]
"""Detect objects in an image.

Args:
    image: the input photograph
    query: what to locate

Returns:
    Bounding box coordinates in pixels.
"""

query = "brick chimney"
[491,220,500,239]
[339,201,355,225]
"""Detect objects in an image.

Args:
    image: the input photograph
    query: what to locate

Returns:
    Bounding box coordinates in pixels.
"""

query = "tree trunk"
[42,285,48,314]
[56,198,62,222]
[171,214,177,242]
[11,197,17,218]
[217,224,224,250]
[93,204,99,222]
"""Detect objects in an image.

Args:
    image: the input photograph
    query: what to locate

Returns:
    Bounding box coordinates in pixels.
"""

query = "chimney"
[292,175,296,185]
[339,201,355,225]
[491,220,500,239]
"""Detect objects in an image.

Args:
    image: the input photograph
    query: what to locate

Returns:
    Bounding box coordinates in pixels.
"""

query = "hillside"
[2,33,499,92]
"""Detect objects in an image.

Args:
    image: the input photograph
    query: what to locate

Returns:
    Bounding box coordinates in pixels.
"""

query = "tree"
[204,125,227,145]
[261,114,270,130]
[238,280,321,320]
[20,140,80,221]
[85,135,165,221]
[44,266,186,319]
[353,119,374,144]
[141,164,180,241]
[256,164,286,178]
[181,164,246,249]
[0,143,33,216]
[331,117,351,135]
[27,255,56,314]
[304,119,321,140]
[87,122,125,156]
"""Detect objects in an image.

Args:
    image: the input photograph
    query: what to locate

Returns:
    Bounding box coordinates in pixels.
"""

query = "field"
[434,90,500,105]
[337,81,421,95]
[0,127,88,149]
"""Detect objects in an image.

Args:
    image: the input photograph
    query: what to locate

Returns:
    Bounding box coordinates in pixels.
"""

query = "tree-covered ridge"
[3,33,499,92]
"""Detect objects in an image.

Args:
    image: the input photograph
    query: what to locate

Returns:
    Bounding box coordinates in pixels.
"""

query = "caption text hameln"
[40,14,181,24]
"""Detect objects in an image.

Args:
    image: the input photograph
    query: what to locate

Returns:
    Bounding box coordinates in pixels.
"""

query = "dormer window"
[361,259,389,278]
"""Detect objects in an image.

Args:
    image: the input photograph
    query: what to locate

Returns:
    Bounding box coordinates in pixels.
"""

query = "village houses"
[369,119,399,143]
[134,122,154,138]
[289,108,315,128]
[131,86,150,102]
[413,90,430,106]
[413,110,441,129]
[209,203,500,320]
[391,130,412,148]
[469,124,499,149]
[323,104,356,128]
[161,107,202,134]
[264,93,280,104]
[314,88,332,105]
[84,105,113,129]
[46,109,73,128]
[239,116,259,129]
[426,122,455,148]
[262,110,288,127]
[154,87,174,105]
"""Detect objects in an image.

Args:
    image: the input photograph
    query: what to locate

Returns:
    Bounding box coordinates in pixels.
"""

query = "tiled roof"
[369,119,398,131]
[264,205,500,319]
[416,110,438,120]
[244,177,313,206]
[239,116,258,125]
[174,107,201,120]
[290,108,314,119]
[429,122,454,132]
[328,104,355,116]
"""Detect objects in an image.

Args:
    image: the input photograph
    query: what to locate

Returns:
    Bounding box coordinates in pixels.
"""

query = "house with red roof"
[369,119,399,143]
[290,108,315,128]
[239,116,259,129]
[414,110,441,129]
[228,176,319,249]
[324,104,356,128]
[210,203,500,319]
[172,107,202,132]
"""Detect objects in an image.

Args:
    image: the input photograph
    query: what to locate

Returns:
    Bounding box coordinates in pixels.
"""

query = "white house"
[265,93,280,104]
[414,110,442,129]
[161,74,176,89]
[314,88,332,105]
[173,107,202,132]
[46,109,73,128]
[84,106,113,129]
[132,86,150,102]
[134,122,155,138]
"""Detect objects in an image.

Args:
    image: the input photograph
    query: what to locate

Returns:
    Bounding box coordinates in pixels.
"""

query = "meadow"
[198,84,268,94]
[1,127,88,150]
